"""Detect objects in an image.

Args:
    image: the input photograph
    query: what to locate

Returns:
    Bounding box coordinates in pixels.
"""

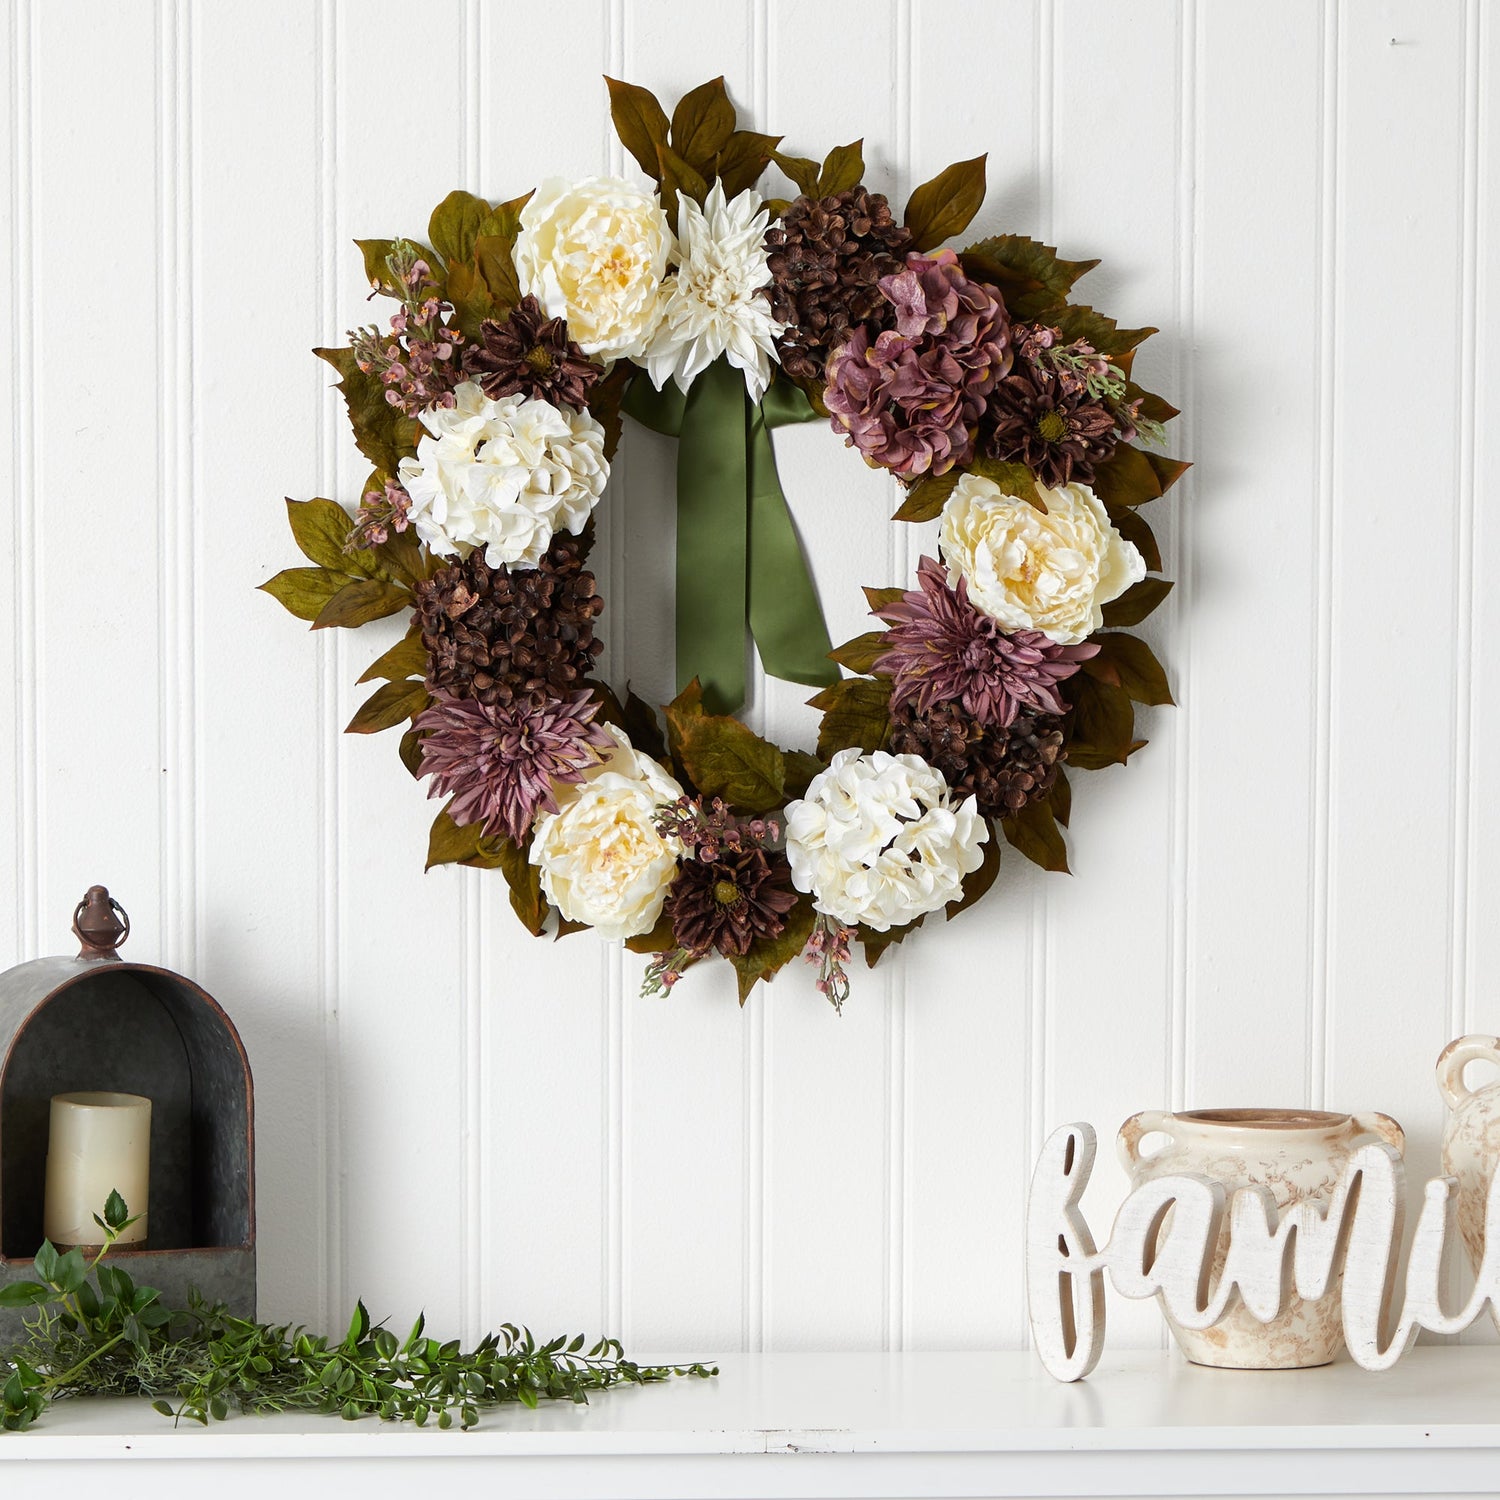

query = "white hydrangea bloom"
[938,474,1145,644]
[784,749,988,932]
[644,180,784,400]
[529,728,684,941]
[397,381,607,570]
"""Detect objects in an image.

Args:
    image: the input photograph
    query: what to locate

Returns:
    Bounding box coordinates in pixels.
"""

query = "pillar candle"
[43,1092,151,1248]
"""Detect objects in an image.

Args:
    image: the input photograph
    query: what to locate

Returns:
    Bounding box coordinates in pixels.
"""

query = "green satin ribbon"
[622,360,837,716]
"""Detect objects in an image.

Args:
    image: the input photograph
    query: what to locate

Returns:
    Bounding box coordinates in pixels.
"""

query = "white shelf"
[2,1347,1498,1498]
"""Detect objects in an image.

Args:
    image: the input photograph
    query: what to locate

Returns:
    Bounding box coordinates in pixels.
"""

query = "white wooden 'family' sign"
[1026,1123,1500,1381]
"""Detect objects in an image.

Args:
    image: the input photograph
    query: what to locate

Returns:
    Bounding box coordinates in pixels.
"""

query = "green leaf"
[346,1300,371,1347]
[903,154,987,251]
[1092,444,1167,508]
[1049,304,1155,358]
[670,76,736,172]
[443,257,500,340]
[861,585,906,613]
[1106,503,1162,572]
[728,898,817,1003]
[472,233,523,312]
[1064,673,1141,770]
[663,678,705,775]
[816,139,864,197]
[857,916,922,968]
[286,497,355,569]
[399,726,425,778]
[478,190,533,242]
[1001,798,1070,872]
[808,676,893,761]
[428,189,491,268]
[716,131,780,197]
[958,234,1099,321]
[312,578,411,631]
[1050,766,1073,827]
[829,630,888,674]
[315,346,420,474]
[357,630,428,685]
[1083,632,1174,706]
[426,806,486,871]
[104,1188,130,1230]
[259,566,349,623]
[1101,577,1174,628]
[656,143,710,230]
[606,76,670,181]
[493,836,548,936]
[782,749,824,799]
[770,150,820,196]
[893,470,960,523]
[893,456,1040,522]
[945,830,1000,920]
[0,1281,49,1309]
[622,687,669,764]
[623,909,677,955]
[54,1247,86,1295]
[355,238,400,296]
[345,678,430,735]
[33,1242,58,1285]
[679,716,787,813]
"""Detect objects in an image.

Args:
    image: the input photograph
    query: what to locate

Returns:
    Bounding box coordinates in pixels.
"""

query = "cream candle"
[43,1092,151,1248]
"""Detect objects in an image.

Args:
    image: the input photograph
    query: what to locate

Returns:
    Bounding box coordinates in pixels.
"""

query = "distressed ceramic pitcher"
[1437,1034,1500,1330]
[1117,1107,1404,1369]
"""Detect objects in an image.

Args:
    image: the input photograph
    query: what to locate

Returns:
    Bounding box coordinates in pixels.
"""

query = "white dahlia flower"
[644,180,784,400]
[784,749,988,932]
[529,727,683,941]
[514,176,672,361]
[938,474,1145,644]
[397,381,607,570]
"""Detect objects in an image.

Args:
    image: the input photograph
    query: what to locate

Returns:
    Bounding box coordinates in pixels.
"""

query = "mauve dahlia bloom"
[416,688,612,844]
[874,556,1098,728]
[824,249,1011,478]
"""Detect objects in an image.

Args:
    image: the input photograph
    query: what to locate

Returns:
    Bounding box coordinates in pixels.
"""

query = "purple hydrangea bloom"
[824,249,1012,478]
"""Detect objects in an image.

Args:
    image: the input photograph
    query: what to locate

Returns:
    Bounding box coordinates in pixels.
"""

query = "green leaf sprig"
[1,1195,713,1433]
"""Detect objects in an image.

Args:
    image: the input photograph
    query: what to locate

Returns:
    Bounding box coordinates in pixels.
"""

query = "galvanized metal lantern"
[0,887,255,1334]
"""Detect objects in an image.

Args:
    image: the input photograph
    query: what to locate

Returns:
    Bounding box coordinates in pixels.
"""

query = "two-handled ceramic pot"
[1117,1107,1404,1369]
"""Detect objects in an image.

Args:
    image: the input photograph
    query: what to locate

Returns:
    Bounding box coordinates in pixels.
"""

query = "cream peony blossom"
[397,381,607,570]
[514,176,672,361]
[937,474,1145,644]
[784,749,988,933]
[529,727,683,941]
[644,180,784,399]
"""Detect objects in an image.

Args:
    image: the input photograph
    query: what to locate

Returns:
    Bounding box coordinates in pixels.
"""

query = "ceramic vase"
[1116,1107,1404,1370]
[1437,1034,1500,1331]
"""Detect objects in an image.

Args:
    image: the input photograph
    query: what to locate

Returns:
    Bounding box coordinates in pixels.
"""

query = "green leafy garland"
[262,75,1186,1006]
[1,1195,710,1433]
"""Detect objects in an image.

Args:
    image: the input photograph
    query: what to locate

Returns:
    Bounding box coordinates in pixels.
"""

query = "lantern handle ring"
[73,886,130,960]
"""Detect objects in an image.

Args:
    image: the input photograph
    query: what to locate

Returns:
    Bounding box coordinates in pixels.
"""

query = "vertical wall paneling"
[193,0,329,1325]
[1186,4,1325,1107]
[3,0,28,961]
[2,0,1494,1355]
[1042,0,1184,1348]
[474,0,613,1343]
[1322,0,1467,1199]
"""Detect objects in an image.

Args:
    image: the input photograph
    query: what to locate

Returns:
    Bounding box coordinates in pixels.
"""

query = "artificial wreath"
[262,75,1186,1010]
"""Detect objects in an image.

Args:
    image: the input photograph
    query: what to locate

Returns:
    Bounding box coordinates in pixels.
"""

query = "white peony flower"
[514,176,672,361]
[938,474,1145,644]
[397,381,607,570]
[644,180,784,400]
[529,727,684,941]
[784,749,988,933]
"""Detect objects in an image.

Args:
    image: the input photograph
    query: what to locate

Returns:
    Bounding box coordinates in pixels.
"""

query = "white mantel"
[2,1347,1497,1498]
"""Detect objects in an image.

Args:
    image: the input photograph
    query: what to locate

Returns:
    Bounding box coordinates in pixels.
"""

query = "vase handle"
[1354,1111,1405,1154]
[1437,1035,1500,1113]
[1117,1110,1173,1175]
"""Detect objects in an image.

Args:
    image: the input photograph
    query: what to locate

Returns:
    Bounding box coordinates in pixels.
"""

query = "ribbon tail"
[747,398,839,693]
[675,361,750,715]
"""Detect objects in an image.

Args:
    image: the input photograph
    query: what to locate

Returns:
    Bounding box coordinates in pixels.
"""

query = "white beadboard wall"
[2,0,1496,1353]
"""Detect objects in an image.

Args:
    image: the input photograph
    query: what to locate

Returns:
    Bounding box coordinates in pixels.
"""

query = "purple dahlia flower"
[416,688,612,844]
[824,249,1012,479]
[874,557,1098,728]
